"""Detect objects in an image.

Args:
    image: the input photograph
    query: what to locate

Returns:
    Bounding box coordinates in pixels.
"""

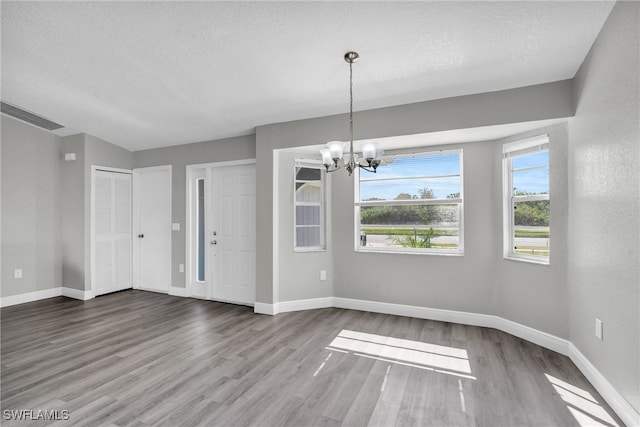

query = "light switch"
[171,223,180,231]
[595,318,603,340]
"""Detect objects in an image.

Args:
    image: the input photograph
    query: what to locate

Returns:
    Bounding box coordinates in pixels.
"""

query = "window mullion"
[513,194,549,202]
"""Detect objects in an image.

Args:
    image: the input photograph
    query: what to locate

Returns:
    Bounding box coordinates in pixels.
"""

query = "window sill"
[294,247,327,253]
[504,255,549,266]
[356,248,463,257]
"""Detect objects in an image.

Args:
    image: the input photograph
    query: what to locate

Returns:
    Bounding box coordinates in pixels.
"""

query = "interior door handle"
[211,240,217,245]
[138,234,144,238]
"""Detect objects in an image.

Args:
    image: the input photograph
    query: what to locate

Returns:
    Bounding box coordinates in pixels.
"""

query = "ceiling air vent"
[1,101,64,131]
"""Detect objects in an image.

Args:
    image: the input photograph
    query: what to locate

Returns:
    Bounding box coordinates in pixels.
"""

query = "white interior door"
[133,165,171,293]
[92,169,132,296]
[209,164,256,305]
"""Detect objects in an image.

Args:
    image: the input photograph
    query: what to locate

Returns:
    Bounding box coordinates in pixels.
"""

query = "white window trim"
[354,149,464,256]
[294,159,326,252]
[502,134,550,265]
[191,172,206,285]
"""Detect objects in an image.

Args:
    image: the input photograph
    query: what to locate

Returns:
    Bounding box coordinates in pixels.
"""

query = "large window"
[294,161,326,251]
[355,150,463,254]
[503,135,550,264]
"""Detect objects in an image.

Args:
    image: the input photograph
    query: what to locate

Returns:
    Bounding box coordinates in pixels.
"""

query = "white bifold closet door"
[92,169,132,296]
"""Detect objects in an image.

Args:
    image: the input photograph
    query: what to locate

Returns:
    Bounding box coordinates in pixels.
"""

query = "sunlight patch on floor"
[325,329,474,379]
[545,373,619,427]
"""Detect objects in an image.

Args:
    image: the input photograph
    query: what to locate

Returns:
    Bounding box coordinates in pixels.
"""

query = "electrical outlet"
[595,318,603,340]
[320,270,327,281]
[14,269,22,279]
[179,264,184,273]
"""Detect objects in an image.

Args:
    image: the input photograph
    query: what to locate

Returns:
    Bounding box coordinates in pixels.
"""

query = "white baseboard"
[0,287,62,307]
[254,302,276,315]
[497,316,570,355]
[333,297,570,355]
[62,287,94,301]
[568,343,640,427]
[253,297,333,315]
[169,286,188,297]
[0,287,98,307]
[255,296,568,355]
[278,297,334,314]
[334,297,497,327]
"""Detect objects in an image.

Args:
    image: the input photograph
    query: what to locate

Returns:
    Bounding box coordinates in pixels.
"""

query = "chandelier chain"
[349,60,354,164]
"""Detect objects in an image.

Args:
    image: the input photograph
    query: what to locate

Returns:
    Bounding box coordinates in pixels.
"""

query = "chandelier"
[320,52,383,176]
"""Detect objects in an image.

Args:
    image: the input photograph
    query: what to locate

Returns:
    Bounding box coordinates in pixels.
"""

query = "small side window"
[503,135,550,264]
[294,161,325,251]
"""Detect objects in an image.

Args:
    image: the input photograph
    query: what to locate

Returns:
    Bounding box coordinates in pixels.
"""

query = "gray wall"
[256,80,574,306]
[1,122,252,295]
[332,140,497,315]
[1,119,135,296]
[275,150,333,302]
[61,134,85,290]
[569,1,639,413]
[329,122,568,340]
[495,123,569,338]
[133,135,255,288]
[1,115,62,297]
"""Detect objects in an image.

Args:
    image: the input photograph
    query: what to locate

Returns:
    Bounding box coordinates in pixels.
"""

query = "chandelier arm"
[358,165,378,173]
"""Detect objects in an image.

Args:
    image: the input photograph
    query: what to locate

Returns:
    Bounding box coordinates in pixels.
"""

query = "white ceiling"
[1,1,614,152]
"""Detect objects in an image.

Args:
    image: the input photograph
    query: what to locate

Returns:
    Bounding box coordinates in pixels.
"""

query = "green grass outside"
[361,227,457,237]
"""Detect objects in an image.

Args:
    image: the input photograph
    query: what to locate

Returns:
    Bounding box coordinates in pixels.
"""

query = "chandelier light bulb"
[326,141,345,160]
[361,142,377,161]
[319,149,332,166]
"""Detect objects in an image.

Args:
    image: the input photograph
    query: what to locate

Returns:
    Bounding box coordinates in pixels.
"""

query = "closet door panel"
[92,169,132,296]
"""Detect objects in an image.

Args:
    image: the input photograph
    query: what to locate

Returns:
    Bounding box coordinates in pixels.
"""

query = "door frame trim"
[90,165,133,297]
[132,164,172,292]
[185,159,256,299]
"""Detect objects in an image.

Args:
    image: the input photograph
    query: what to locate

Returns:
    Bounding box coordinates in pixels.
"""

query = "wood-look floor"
[1,291,623,427]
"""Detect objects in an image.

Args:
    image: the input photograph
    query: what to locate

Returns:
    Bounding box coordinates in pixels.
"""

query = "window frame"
[502,135,550,265]
[354,148,464,256]
[294,159,326,252]
[195,177,206,282]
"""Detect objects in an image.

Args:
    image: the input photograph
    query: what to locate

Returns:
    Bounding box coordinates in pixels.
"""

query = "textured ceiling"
[1,1,614,151]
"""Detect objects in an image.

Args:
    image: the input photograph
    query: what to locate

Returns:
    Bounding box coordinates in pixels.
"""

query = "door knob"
[138,234,144,238]
[211,240,217,245]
